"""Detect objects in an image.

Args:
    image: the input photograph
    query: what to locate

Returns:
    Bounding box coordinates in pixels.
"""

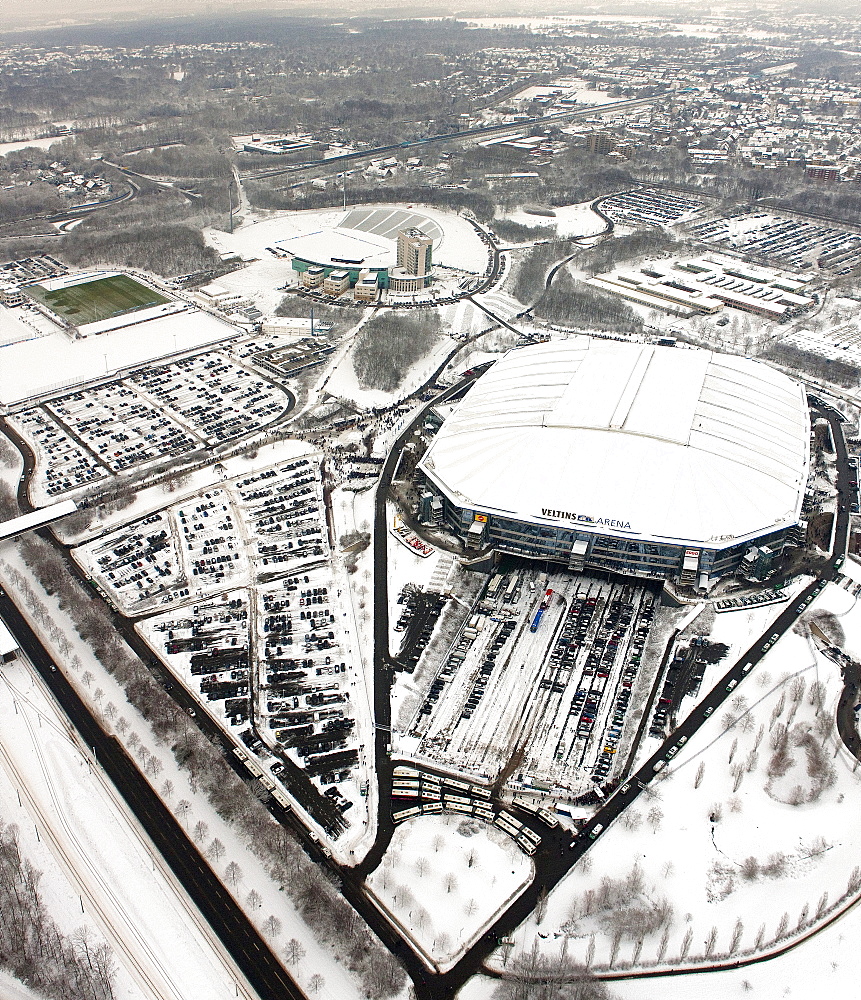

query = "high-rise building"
[396,228,433,277]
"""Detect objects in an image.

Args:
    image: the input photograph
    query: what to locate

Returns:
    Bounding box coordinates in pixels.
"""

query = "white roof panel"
[421,338,809,548]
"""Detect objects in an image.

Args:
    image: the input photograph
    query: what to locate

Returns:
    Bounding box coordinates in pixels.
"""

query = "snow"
[0,658,240,1000]
[0,544,377,1000]
[0,308,236,407]
[0,968,53,1000]
[366,813,533,973]
[497,201,607,240]
[492,580,861,976]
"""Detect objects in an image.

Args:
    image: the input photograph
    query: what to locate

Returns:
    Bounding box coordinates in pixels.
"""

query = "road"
[0,592,306,1000]
[245,97,661,182]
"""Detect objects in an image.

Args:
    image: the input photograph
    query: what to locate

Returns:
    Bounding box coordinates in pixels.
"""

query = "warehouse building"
[418,338,809,587]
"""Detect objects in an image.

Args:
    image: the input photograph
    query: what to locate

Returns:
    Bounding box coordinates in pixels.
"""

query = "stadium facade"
[418,338,810,587]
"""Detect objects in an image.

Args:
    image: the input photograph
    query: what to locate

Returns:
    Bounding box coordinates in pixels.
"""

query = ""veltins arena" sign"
[541,508,633,531]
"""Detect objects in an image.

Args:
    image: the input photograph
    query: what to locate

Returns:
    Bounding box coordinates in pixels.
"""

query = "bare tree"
[225,861,243,887]
[309,973,324,994]
[161,779,175,800]
[247,889,262,911]
[193,820,209,844]
[647,806,663,833]
[729,919,744,955]
[284,938,305,965]
[262,914,282,938]
[176,799,191,827]
[694,762,705,789]
[703,926,718,958]
[207,838,226,863]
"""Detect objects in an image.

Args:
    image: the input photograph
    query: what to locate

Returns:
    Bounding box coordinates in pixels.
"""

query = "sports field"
[27,274,170,324]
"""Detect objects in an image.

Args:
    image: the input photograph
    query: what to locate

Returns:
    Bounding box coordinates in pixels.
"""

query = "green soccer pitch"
[27,273,170,325]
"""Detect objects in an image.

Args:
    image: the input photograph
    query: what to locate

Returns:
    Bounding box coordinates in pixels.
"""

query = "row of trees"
[9,536,405,999]
[246,178,497,223]
[0,818,117,1000]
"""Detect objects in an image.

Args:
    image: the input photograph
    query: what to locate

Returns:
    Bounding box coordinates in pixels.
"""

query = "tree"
[694,762,705,789]
[740,856,760,881]
[193,820,209,844]
[704,926,718,958]
[284,938,305,965]
[207,838,226,863]
[161,779,175,800]
[647,806,663,833]
[262,914,282,938]
[729,918,744,955]
[225,861,243,887]
[176,799,191,827]
[309,974,324,994]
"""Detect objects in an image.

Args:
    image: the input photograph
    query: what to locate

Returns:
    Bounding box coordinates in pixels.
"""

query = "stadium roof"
[275,207,445,270]
[277,227,394,270]
[420,338,809,548]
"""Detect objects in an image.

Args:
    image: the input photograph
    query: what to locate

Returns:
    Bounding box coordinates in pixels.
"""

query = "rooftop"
[421,338,809,549]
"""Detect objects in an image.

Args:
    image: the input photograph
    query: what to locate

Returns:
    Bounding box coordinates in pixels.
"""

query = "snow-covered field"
[497,201,607,240]
[366,813,533,973]
[491,580,861,976]
[0,307,236,407]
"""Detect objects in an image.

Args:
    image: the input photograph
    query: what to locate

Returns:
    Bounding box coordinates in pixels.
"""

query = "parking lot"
[48,382,198,472]
[601,188,703,228]
[691,211,861,273]
[11,347,294,497]
[76,455,327,613]
[0,254,68,286]
[400,566,657,798]
[10,406,109,496]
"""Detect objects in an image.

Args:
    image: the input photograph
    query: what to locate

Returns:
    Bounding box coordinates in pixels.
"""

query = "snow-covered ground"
[0,655,248,1000]
[491,580,861,976]
[0,544,379,1000]
[366,813,533,973]
[0,308,236,407]
[497,201,607,240]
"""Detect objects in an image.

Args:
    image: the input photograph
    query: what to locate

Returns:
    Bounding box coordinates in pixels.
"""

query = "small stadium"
[26,272,170,326]
[275,206,445,274]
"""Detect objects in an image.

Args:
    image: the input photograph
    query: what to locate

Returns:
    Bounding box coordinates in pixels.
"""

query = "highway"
[245,97,661,182]
[0,591,305,1000]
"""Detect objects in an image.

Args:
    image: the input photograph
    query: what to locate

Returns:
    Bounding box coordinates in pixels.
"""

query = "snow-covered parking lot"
[492,579,861,975]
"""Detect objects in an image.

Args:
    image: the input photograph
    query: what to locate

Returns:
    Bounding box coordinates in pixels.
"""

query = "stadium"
[276,206,444,291]
[418,338,810,587]
[25,270,183,337]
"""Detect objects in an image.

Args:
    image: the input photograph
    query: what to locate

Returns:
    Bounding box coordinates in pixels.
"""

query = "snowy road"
[0,659,260,1000]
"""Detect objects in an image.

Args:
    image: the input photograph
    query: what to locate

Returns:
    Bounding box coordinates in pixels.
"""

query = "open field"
[27,273,170,324]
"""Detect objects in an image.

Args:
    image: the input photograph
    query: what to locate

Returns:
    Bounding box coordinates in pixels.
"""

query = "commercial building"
[418,338,809,587]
